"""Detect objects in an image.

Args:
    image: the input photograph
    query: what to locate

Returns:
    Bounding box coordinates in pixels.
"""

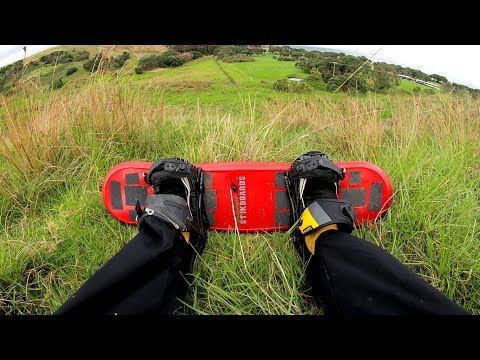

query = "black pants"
[55,218,468,315]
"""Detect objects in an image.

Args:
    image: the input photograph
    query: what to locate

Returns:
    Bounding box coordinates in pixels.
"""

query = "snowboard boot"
[137,157,208,260]
[286,151,355,259]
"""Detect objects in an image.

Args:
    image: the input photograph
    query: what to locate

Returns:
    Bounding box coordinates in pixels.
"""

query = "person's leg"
[56,158,207,315]
[55,216,195,315]
[287,151,468,315]
[306,230,468,315]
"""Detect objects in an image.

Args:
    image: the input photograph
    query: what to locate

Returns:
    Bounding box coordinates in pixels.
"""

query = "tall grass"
[1,83,479,314]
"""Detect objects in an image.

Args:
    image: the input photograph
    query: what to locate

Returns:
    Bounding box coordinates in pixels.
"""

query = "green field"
[397,79,440,93]
[120,54,316,107]
[0,51,479,315]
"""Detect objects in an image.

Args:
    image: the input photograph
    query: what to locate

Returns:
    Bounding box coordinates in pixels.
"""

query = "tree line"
[269,46,480,96]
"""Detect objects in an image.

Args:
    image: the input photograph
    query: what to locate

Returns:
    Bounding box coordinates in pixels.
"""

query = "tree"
[327,74,367,94]
[168,45,219,55]
[372,72,397,92]
[430,74,447,83]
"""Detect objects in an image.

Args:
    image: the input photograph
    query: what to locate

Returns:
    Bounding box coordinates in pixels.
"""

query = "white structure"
[399,74,441,91]
[415,79,440,91]
[399,74,415,82]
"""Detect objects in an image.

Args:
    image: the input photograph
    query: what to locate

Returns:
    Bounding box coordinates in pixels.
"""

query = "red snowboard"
[102,161,393,232]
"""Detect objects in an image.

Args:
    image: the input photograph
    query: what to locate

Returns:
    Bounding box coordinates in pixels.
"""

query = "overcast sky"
[1,45,480,89]
[0,45,56,67]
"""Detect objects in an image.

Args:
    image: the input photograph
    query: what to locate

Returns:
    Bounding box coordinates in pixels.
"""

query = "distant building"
[288,78,303,82]
[399,74,441,91]
[399,74,415,82]
[415,79,440,91]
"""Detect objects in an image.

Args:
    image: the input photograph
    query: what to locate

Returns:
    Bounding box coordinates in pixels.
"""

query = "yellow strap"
[181,231,190,244]
[299,207,320,234]
[305,224,338,254]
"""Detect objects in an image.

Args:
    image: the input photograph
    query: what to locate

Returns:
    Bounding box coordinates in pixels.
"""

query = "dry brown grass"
[1,85,479,314]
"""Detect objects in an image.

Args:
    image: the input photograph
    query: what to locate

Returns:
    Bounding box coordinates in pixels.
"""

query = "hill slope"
[25,45,168,63]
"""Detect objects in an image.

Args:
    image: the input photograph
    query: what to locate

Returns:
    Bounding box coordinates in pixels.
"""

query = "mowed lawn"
[221,53,308,85]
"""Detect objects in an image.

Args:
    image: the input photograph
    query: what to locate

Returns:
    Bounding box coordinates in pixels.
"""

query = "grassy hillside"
[6,47,443,103]
[25,45,168,63]
[0,50,479,315]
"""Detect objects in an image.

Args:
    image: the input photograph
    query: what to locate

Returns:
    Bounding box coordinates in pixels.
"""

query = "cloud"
[0,45,57,67]
[0,45,23,58]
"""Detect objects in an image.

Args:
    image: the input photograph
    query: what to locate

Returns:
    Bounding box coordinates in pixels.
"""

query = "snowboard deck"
[102,161,393,232]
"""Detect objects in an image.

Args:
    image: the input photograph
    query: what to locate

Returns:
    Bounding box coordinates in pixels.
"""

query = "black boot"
[286,151,354,259]
[139,158,208,274]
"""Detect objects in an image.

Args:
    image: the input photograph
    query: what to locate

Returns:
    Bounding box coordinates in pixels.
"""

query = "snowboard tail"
[102,161,393,232]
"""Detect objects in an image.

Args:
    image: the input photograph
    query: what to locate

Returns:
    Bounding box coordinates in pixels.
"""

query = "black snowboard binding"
[137,158,208,266]
[286,151,355,259]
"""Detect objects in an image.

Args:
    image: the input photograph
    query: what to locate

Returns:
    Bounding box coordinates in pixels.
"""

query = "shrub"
[40,51,74,65]
[215,46,256,61]
[137,54,159,71]
[222,54,255,63]
[273,78,309,93]
[389,88,411,96]
[58,53,74,63]
[305,77,326,91]
[134,67,143,74]
[73,50,90,62]
[412,86,422,94]
[158,51,184,67]
[0,60,24,91]
[273,79,289,91]
[278,56,295,61]
[137,51,185,71]
[83,54,107,72]
[66,67,78,76]
[51,77,63,89]
[422,88,436,95]
[110,52,130,70]
[181,52,193,62]
[191,51,203,59]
